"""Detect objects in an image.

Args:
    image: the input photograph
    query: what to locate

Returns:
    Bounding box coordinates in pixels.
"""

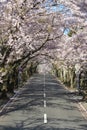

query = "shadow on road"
[0,121,87,130]
[0,74,86,130]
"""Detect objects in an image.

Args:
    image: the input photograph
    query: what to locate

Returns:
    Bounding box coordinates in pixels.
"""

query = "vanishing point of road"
[0,74,87,130]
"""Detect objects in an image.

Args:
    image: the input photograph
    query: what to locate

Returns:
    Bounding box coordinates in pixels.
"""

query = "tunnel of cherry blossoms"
[0,0,87,99]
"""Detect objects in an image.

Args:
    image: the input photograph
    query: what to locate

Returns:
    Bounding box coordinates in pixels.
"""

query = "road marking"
[44,114,47,123]
[0,91,20,114]
[0,77,33,115]
[77,102,87,120]
[79,103,87,113]
[44,93,46,98]
[44,100,46,107]
[77,104,87,120]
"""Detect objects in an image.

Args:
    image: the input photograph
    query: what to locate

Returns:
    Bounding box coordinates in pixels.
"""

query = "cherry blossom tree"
[0,0,87,99]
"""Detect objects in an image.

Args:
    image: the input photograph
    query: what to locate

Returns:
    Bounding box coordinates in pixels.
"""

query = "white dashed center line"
[44,93,46,98]
[44,113,47,123]
[44,100,46,107]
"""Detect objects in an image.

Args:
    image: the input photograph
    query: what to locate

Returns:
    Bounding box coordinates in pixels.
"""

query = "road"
[0,74,87,130]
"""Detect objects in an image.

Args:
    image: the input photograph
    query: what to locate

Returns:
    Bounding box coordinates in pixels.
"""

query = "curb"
[62,82,87,119]
[0,77,33,115]
[55,77,87,120]
[77,102,87,120]
[78,102,87,114]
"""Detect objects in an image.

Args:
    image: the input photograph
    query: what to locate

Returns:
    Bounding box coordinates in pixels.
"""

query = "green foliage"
[52,63,76,88]
[68,30,76,37]
[47,25,52,33]
[80,71,87,88]
[38,18,46,23]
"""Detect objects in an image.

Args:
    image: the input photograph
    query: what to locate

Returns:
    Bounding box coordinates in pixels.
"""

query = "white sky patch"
[64,28,70,35]
[0,0,7,2]
[38,63,52,73]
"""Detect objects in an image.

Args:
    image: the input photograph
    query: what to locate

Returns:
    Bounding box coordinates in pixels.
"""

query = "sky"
[42,0,72,35]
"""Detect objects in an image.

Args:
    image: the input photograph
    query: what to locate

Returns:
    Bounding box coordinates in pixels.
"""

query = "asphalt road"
[0,74,87,130]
